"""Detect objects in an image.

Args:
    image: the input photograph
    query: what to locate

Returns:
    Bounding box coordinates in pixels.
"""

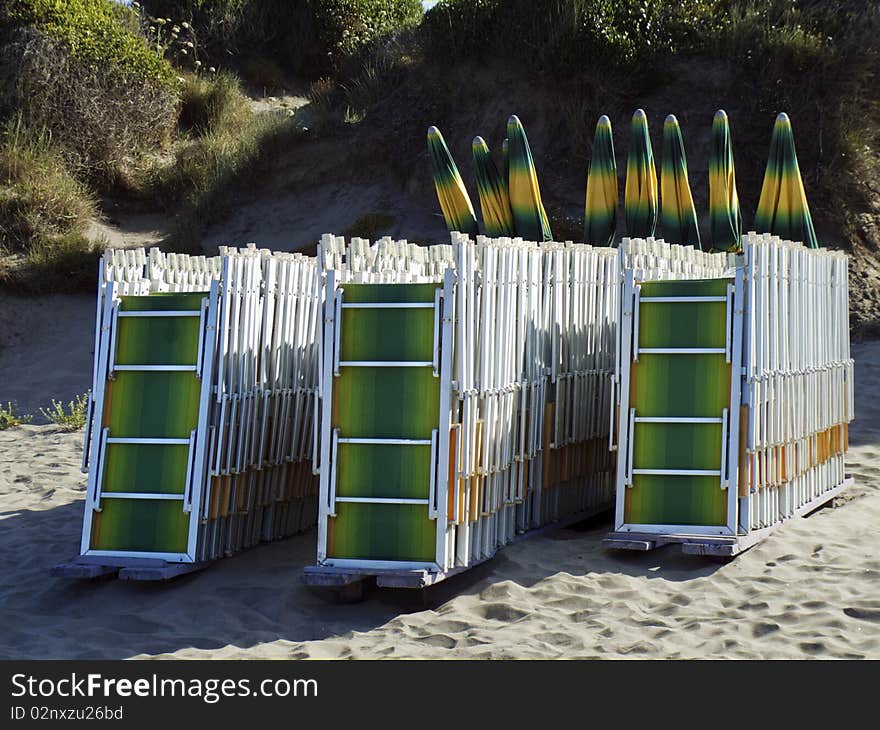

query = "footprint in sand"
[478,604,529,622]
[843,607,880,622]
[799,641,826,655]
[419,634,458,649]
[752,622,780,638]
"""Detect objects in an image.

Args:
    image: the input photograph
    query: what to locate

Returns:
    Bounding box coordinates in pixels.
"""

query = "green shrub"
[423,0,712,73]
[139,0,423,76]
[179,71,249,134]
[0,2,179,181]
[4,0,177,88]
[39,392,90,431]
[0,401,31,429]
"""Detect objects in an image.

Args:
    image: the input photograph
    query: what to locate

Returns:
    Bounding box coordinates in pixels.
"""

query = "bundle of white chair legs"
[314,233,621,573]
[79,246,319,570]
[448,236,620,566]
[618,236,736,281]
[740,232,854,529]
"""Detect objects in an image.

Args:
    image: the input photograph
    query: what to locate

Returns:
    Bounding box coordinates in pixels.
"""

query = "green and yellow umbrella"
[502,136,510,197]
[472,136,515,237]
[506,115,552,241]
[708,110,742,252]
[624,109,658,238]
[427,125,478,236]
[660,114,701,249]
[754,113,818,249]
[583,115,618,247]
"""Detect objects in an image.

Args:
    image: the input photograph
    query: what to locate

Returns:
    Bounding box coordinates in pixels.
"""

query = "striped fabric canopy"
[660,114,701,249]
[708,110,742,252]
[583,115,618,247]
[754,113,819,249]
[625,109,658,238]
[502,136,510,196]
[427,126,478,236]
[507,115,553,241]
[472,136,514,237]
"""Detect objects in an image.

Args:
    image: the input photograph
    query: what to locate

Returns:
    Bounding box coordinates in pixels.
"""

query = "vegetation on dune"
[39,392,90,431]
[145,71,299,250]
[4,0,177,87]
[139,0,423,77]
[0,0,876,335]
[0,401,31,429]
[0,0,421,278]
[0,121,97,252]
[0,119,100,292]
[0,1,179,181]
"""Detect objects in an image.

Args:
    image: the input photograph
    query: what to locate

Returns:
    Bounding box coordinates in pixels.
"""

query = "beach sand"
[1,294,878,659]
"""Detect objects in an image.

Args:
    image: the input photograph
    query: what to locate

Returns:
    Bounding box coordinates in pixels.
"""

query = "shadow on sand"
[0,497,727,659]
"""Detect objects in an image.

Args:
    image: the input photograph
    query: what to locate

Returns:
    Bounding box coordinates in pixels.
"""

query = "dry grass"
[0,26,178,186]
[0,118,100,293]
[142,71,299,249]
[0,120,97,251]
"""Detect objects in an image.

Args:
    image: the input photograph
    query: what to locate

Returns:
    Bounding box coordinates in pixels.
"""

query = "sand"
[1,295,878,659]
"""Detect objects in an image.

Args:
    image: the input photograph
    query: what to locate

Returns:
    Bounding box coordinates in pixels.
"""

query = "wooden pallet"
[303,503,613,598]
[604,476,853,557]
[51,556,213,582]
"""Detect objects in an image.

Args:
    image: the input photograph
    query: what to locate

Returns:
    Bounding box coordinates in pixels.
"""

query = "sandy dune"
[0,295,878,659]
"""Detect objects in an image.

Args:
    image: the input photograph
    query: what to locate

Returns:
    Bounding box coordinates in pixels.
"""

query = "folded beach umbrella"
[754,112,819,249]
[472,136,515,237]
[708,110,742,252]
[624,109,658,238]
[502,137,510,198]
[507,115,553,241]
[660,114,701,249]
[427,125,478,236]
[583,115,618,247]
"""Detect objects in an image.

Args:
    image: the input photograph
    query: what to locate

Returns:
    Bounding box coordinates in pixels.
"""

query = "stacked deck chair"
[606,235,853,557]
[57,246,321,580]
[307,233,620,589]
